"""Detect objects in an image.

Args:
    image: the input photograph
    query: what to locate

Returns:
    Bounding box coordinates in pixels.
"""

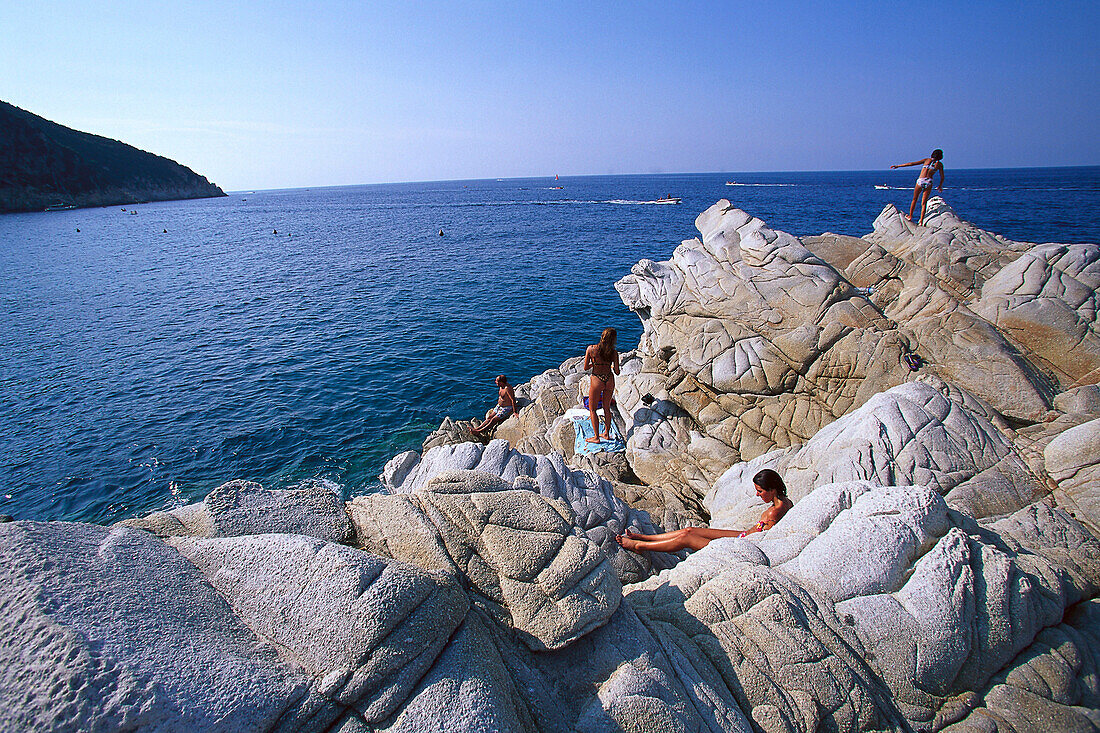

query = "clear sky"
[3,0,1097,190]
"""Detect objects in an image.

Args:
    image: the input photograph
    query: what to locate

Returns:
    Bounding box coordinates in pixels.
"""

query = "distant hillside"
[0,100,225,213]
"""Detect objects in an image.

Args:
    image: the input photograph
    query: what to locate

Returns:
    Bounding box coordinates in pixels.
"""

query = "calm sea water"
[2,168,1098,523]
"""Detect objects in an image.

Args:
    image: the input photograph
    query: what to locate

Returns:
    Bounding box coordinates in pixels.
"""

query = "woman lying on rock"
[616,469,792,552]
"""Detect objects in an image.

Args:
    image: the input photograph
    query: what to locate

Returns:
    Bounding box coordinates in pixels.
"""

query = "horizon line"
[227,164,1100,194]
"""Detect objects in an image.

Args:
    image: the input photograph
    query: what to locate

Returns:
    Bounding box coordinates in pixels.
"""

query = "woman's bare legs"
[585,374,611,442]
[907,184,921,221]
[616,526,742,553]
[918,187,932,225]
[601,375,615,439]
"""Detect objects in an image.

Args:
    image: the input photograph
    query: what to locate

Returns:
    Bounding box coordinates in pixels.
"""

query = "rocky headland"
[0,100,225,213]
[5,197,1100,732]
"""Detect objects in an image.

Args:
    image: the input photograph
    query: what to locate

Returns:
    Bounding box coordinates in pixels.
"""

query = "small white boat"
[725,181,737,186]
[44,202,75,211]
[875,184,890,190]
[654,196,681,204]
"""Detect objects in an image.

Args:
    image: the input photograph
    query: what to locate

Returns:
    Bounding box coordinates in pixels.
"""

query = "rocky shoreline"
[5,198,1100,732]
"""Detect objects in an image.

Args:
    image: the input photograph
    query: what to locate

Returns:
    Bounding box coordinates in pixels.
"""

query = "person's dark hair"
[931,149,943,160]
[496,374,508,385]
[753,469,787,498]
[597,327,617,362]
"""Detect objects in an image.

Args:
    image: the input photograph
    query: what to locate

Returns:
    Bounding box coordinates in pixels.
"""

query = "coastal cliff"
[4,199,1100,732]
[0,100,225,213]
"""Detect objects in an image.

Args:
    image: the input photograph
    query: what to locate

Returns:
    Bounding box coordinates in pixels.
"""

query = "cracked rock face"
[973,242,1100,388]
[347,469,623,651]
[1045,417,1100,536]
[467,200,1093,512]
[378,441,682,583]
[837,503,1100,728]
[707,377,1047,531]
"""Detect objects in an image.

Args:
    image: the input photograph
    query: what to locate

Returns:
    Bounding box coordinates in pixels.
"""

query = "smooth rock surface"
[171,532,469,726]
[0,521,310,732]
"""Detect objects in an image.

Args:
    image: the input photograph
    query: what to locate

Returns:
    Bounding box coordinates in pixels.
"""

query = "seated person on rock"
[471,375,518,437]
[616,469,792,552]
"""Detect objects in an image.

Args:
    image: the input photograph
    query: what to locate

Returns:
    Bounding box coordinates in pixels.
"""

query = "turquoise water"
[1,168,1098,523]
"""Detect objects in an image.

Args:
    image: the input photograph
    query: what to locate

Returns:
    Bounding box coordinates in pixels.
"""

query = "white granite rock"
[371,611,534,732]
[708,378,1043,530]
[776,484,949,602]
[379,441,681,582]
[348,473,622,651]
[171,532,468,726]
[974,242,1100,388]
[836,503,1100,728]
[604,199,1062,505]
[118,479,351,543]
[938,598,1100,732]
[0,521,313,732]
[1045,417,1100,536]
[623,540,907,733]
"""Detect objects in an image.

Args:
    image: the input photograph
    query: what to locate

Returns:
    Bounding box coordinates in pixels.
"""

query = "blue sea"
[2,167,1098,524]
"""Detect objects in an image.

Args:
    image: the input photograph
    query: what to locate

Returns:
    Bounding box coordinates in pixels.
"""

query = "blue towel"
[572,413,625,455]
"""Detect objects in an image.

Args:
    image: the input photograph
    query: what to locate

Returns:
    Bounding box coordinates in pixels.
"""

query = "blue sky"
[3,1,1097,190]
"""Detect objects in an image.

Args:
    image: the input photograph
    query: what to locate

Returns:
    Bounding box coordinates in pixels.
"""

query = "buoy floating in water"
[438,229,444,236]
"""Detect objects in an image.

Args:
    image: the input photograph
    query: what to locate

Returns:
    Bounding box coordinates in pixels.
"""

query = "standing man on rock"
[891,149,944,225]
[471,375,518,437]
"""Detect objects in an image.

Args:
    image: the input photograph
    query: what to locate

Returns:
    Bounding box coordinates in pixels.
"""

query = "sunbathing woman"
[616,469,792,552]
[584,327,620,443]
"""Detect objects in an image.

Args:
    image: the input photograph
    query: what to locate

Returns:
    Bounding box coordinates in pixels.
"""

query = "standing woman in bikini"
[891,149,944,225]
[584,327,620,443]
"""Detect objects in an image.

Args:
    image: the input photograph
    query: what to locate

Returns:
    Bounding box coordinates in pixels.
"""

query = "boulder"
[938,598,1100,732]
[369,610,534,733]
[1045,417,1100,536]
[835,223,1051,421]
[974,242,1100,388]
[0,521,311,732]
[379,441,682,582]
[865,198,1033,297]
[118,479,351,543]
[708,378,1046,529]
[776,484,949,602]
[624,540,907,733]
[171,532,468,726]
[348,472,622,651]
[836,503,1100,728]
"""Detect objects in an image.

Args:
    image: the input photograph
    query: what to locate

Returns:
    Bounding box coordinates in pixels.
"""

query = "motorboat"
[654,195,681,204]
